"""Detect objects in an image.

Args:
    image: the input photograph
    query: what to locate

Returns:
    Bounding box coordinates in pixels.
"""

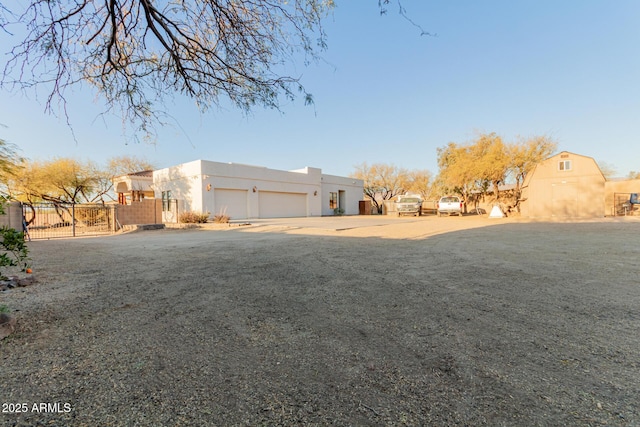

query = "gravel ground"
[1,215,640,426]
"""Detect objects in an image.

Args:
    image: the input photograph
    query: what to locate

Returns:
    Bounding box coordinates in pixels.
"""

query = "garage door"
[551,182,578,217]
[214,189,248,219]
[258,191,307,218]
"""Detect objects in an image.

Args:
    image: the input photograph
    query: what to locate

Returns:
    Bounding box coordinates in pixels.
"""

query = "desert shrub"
[333,207,345,216]
[0,226,30,279]
[213,214,230,223]
[179,211,210,224]
[212,207,230,224]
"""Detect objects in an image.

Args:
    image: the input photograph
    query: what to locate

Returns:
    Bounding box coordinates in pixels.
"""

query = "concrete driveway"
[236,215,427,231]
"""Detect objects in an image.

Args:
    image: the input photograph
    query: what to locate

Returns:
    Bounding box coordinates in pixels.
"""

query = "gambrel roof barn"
[521,151,606,218]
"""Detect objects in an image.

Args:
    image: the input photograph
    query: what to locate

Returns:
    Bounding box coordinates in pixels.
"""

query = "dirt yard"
[1,215,639,426]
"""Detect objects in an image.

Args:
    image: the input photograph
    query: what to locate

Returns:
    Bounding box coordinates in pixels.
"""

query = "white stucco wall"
[200,163,322,218]
[153,160,364,220]
[153,160,204,214]
[320,174,364,216]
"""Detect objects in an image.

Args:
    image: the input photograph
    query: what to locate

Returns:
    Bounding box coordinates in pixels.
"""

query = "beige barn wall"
[521,152,605,218]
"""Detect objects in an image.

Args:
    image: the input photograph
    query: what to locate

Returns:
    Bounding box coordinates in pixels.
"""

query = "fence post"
[72,203,76,237]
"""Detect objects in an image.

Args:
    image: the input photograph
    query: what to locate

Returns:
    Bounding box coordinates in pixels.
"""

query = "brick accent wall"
[116,199,162,226]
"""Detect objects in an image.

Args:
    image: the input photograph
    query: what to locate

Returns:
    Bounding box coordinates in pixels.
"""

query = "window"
[329,192,338,209]
[161,190,173,211]
[558,160,572,171]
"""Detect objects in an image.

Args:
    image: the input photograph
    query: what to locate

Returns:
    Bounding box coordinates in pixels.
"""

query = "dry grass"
[2,217,639,425]
[178,211,210,223]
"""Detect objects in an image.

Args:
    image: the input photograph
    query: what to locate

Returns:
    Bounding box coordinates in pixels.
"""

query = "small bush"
[179,211,210,224]
[213,213,230,223]
[333,208,345,216]
[212,208,230,224]
[0,226,30,279]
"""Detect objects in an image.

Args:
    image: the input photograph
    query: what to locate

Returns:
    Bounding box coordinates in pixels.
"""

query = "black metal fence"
[23,203,117,240]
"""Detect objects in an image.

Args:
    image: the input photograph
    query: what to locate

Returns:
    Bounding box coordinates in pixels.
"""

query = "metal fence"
[23,203,117,240]
[612,193,638,217]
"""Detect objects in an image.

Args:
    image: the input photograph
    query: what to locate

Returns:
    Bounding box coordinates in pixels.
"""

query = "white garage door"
[258,191,307,218]
[214,189,248,219]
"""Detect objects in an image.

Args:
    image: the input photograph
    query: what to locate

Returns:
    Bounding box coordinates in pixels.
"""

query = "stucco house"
[152,160,364,220]
[520,151,606,218]
[113,170,155,205]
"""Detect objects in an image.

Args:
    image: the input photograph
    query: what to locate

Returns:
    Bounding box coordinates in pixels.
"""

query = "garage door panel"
[214,189,248,219]
[259,191,306,218]
[552,183,578,217]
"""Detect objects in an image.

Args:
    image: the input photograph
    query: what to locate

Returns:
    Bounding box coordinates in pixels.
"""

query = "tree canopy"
[107,155,156,178]
[352,163,405,214]
[5,156,155,205]
[351,162,434,214]
[0,0,337,138]
[436,133,557,211]
[436,142,478,211]
[0,137,22,181]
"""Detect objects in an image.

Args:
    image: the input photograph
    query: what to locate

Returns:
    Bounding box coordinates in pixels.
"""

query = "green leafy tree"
[0,226,30,278]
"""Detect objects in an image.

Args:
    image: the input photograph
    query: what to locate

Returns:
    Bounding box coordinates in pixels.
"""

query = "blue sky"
[1,1,639,178]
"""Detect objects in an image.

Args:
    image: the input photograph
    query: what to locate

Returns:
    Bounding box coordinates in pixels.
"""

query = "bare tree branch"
[1,1,429,140]
[1,0,334,139]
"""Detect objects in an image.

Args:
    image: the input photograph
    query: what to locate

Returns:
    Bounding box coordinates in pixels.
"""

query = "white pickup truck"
[437,196,463,216]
